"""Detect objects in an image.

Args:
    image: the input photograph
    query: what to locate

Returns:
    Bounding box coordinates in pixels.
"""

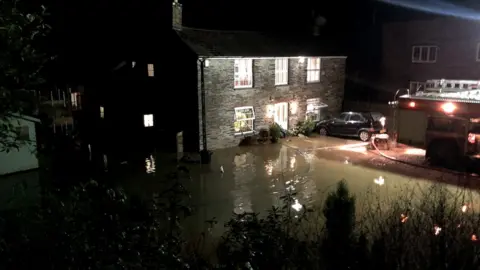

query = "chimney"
[311,11,326,36]
[172,0,182,31]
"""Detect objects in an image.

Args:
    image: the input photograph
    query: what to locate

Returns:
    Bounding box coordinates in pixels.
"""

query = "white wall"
[0,117,39,175]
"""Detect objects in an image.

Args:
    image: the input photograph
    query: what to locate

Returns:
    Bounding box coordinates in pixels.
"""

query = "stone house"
[176,26,347,150]
[77,0,347,160]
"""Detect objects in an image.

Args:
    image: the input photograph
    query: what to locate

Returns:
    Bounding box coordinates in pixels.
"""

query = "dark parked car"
[316,111,386,141]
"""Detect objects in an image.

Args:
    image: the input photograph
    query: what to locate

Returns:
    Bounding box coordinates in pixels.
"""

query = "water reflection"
[232,153,253,214]
[145,155,156,174]
[107,141,480,239]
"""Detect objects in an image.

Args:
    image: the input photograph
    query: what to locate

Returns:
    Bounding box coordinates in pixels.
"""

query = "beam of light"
[378,0,480,20]
[404,148,426,156]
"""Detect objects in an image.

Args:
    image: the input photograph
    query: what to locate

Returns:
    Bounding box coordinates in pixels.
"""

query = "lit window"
[100,106,104,118]
[144,114,154,127]
[234,106,255,134]
[412,46,437,63]
[16,126,30,140]
[307,57,321,82]
[275,58,288,85]
[71,92,81,109]
[306,98,327,121]
[147,64,154,77]
[234,59,253,88]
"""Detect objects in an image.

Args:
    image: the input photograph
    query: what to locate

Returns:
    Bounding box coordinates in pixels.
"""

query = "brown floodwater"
[3,137,480,239]
[117,139,480,239]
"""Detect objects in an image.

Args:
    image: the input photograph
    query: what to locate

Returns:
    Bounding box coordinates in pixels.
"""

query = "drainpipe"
[199,58,211,163]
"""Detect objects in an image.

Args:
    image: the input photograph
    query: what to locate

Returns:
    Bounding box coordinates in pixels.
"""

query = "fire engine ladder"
[423,79,480,93]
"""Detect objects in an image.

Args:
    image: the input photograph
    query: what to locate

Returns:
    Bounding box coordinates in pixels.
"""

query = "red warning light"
[441,102,456,114]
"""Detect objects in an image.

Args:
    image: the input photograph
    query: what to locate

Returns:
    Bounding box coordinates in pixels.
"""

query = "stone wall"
[198,57,346,150]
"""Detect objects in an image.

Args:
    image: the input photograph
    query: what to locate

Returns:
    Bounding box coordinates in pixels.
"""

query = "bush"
[0,170,203,269]
[291,120,315,136]
[269,123,281,143]
[2,175,480,269]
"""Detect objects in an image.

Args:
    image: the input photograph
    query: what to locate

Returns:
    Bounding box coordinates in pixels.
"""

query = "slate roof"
[176,27,344,57]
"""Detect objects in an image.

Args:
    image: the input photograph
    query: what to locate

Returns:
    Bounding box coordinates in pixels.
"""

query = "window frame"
[234,59,253,89]
[306,57,321,83]
[305,98,327,122]
[147,64,154,77]
[412,46,438,63]
[275,58,288,85]
[144,114,154,127]
[234,106,255,135]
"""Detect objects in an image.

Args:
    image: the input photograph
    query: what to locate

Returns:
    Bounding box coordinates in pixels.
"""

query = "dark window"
[477,44,480,61]
[455,84,460,88]
[349,114,363,122]
[421,48,428,61]
[412,47,420,61]
[339,113,350,121]
[428,47,437,62]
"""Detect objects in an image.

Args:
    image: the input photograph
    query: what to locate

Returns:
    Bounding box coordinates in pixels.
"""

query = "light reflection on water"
[232,153,253,214]
[118,144,480,238]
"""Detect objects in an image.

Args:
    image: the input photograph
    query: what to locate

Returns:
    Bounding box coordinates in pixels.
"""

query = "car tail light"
[468,133,476,144]
[409,101,416,108]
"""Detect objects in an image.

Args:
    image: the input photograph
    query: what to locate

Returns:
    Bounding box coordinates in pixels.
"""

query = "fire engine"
[395,79,480,169]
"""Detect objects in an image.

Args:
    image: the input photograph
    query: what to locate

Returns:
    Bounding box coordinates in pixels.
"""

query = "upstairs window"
[144,114,154,127]
[412,46,437,63]
[100,106,105,118]
[275,58,288,85]
[234,59,253,88]
[307,57,321,82]
[147,64,154,77]
[234,106,255,134]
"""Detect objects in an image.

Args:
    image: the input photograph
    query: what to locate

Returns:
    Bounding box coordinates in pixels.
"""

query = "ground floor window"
[144,114,154,127]
[306,98,327,121]
[234,106,255,134]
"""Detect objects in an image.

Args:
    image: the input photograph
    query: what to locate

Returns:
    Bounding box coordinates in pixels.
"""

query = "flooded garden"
[2,141,480,268]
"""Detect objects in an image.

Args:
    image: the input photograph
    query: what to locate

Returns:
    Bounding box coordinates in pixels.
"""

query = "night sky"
[41,0,455,83]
